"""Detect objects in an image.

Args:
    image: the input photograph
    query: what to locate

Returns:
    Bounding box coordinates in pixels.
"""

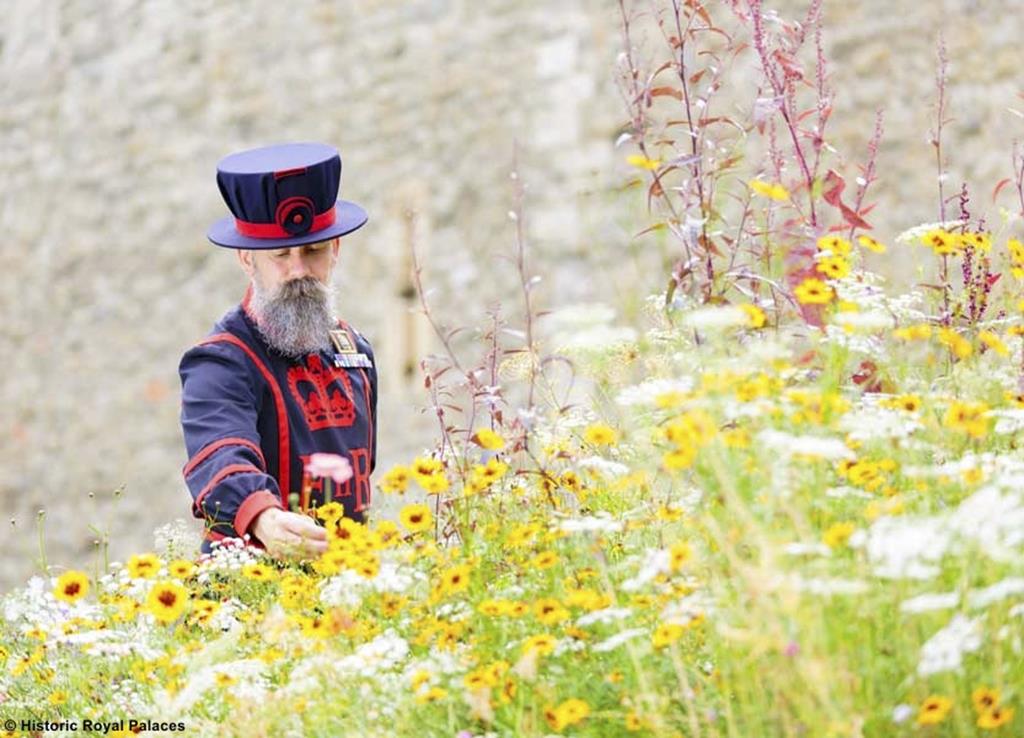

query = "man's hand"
[250,507,327,561]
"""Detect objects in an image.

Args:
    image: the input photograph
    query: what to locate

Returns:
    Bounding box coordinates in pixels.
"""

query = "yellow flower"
[749,179,790,201]
[669,541,692,571]
[531,550,559,570]
[962,231,992,252]
[168,559,196,579]
[652,622,685,649]
[415,686,448,704]
[126,552,163,579]
[473,428,506,450]
[544,698,590,730]
[893,323,932,341]
[470,458,509,487]
[857,234,886,253]
[145,580,188,624]
[380,465,411,494]
[972,687,1001,714]
[662,447,696,472]
[920,229,962,255]
[399,503,433,533]
[937,327,973,359]
[884,394,921,413]
[740,304,767,328]
[816,255,851,280]
[917,695,953,725]
[823,521,856,548]
[943,400,989,438]
[189,599,221,626]
[583,423,618,446]
[533,599,570,626]
[242,562,276,582]
[314,501,345,524]
[54,570,90,604]
[1008,238,1024,265]
[817,235,852,256]
[522,633,557,657]
[977,706,1014,729]
[979,331,1009,357]
[438,563,472,596]
[794,278,834,305]
[628,154,662,171]
[419,473,450,495]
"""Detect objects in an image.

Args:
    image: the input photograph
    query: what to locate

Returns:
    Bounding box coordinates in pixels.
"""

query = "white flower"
[592,628,646,653]
[850,515,949,580]
[899,592,960,614]
[968,578,1024,609]
[895,220,966,244]
[558,514,624,535]
[892,704,914,723]
[831,310,894,332]
[917,614,982,676]
[577,607,633,627]
[782,542,832,557]
[616,378,694,407]
[681,305,748,331]
[757,429,855,460]
[577,456,630,478]
[621,549,671,591]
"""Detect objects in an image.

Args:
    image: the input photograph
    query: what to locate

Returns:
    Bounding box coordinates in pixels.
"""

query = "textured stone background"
[1,0,1020,589]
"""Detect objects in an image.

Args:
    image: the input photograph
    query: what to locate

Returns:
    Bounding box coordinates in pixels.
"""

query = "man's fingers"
[284,516,327,541]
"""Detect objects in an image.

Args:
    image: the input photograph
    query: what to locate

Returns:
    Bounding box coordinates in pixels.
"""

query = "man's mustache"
[272,277,327,300]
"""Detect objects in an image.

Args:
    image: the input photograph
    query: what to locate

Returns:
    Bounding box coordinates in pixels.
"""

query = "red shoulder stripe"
[198,333,291,499]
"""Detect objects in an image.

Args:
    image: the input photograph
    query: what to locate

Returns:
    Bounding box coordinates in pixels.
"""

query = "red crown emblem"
[286,354,356,430]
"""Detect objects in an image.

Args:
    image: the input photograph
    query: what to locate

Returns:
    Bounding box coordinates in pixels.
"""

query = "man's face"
[236,238,342,358]
[239,238,341,295]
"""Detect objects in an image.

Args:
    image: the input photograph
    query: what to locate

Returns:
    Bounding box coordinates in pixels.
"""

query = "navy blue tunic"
[179,291,377,552]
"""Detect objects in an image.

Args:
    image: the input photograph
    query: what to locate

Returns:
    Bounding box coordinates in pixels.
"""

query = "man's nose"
[284,250,311,279]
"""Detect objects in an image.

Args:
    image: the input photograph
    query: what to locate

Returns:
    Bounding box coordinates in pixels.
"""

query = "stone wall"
[1,0,1020,587]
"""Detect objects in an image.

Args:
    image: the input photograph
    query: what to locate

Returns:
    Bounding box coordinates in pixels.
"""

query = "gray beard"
[249,276,335,359]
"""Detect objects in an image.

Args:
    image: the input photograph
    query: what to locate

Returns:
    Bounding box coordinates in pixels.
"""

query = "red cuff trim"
[193,463,263,514]
[234,491,285,539]
[184,437,266,478]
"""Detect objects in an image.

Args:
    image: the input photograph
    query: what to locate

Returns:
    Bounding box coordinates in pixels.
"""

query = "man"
[179,142,377,560]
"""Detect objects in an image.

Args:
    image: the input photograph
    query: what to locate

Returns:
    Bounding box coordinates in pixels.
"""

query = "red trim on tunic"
[194,463,263,513]
[198,333,291,501]
[241,284,258,324]
[183,436,266,478]
[234,490,285,539]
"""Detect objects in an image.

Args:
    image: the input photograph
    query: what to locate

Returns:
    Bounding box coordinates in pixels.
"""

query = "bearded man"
[178,143,377,560]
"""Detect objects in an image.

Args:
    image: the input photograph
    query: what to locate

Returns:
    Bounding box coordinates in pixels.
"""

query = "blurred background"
[1,0,1020,589]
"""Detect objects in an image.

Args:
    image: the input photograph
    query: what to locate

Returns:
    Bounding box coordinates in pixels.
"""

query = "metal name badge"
[333,353,373,368]
[329,329,358,354]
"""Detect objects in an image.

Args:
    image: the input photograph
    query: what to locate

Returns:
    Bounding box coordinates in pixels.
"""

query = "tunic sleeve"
[178,340,284,540]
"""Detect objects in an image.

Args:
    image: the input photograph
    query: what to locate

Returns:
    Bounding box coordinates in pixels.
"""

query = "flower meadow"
[5,2,1024,737]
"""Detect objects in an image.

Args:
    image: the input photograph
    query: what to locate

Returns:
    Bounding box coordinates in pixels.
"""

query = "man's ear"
[236,248,256,279]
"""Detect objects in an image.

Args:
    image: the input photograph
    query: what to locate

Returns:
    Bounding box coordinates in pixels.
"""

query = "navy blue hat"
[207,142,368,249]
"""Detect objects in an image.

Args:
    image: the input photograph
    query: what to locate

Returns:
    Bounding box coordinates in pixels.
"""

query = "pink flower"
[305,453,353,484]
